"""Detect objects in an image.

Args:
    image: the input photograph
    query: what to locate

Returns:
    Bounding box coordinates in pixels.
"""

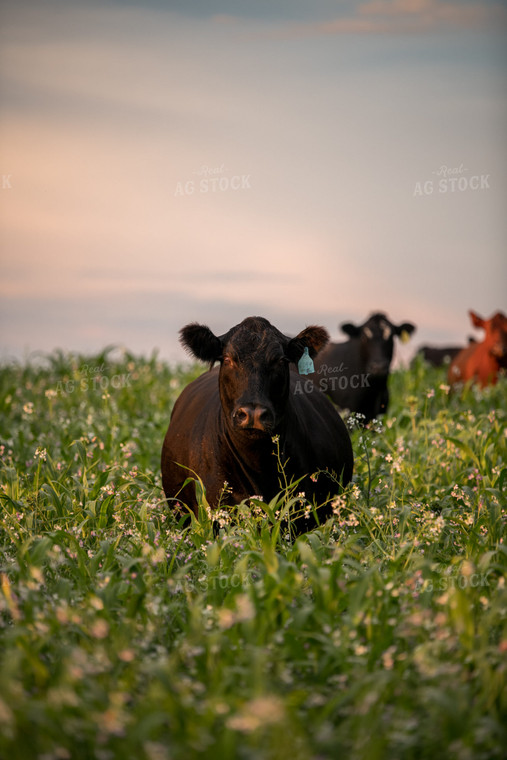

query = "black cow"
[417,339,476,367]
[417,345,462,367]
[313,313,416,423]
[161,316,353,531]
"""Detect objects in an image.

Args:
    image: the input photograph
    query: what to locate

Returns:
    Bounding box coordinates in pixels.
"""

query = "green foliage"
[0,350,506,759]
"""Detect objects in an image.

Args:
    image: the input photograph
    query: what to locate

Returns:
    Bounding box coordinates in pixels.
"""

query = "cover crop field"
[0,349,506,760]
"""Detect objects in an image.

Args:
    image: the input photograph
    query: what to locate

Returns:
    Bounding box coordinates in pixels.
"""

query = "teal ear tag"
[298,347,315,375]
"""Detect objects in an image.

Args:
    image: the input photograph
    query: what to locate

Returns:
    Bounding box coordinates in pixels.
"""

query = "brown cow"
[161,316,353,532]
[448,311,507,388]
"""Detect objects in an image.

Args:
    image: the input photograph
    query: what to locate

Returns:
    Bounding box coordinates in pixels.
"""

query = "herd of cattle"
[161,309,507,531]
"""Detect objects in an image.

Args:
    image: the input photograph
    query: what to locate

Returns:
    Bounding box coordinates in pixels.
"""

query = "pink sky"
[1,1,506,363]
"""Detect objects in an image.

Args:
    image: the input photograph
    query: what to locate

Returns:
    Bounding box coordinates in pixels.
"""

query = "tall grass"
[0,350,505,759]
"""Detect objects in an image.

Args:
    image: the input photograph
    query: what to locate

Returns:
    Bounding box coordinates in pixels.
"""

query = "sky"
[1,0,506,366]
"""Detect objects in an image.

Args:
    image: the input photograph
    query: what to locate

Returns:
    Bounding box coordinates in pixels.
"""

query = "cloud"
[0,286,349,363]
[1,1,505,364]
[264,1,507,37]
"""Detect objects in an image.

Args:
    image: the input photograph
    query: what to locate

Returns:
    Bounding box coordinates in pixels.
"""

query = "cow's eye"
[223,356,235,368]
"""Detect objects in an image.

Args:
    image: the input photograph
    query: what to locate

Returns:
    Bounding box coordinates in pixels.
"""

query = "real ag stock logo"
[413,163,490,197]
[53,363,132,395]
[174,164,251,196]
[293,362,370,395]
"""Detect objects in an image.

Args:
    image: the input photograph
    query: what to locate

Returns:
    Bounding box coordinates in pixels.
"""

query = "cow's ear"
[286,325,329,361]
[394,322,416,341]
[179,323,223,364]
[341,322,361,337]
[469,311,485,329]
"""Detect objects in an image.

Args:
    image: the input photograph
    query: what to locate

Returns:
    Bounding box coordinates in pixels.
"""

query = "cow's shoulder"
[170,368,221,429]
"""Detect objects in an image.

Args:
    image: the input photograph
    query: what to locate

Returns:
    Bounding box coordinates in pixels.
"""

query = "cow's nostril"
[257,407,274,429]
[234,405,272,431]
[235,407,250,426]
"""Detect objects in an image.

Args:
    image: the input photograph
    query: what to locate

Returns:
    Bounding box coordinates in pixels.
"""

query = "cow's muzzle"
[367,361,389,377]
[233,404,274,432]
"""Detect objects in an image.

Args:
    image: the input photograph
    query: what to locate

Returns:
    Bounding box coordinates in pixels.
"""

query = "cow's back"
[418,346,462,367]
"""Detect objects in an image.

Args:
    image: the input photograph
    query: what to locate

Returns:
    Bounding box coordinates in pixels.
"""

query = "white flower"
[35,447,47,461]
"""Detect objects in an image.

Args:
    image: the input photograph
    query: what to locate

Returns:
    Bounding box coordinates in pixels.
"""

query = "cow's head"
[341,313,416,377]
[469,310,507,366]
[180,316,329,435]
